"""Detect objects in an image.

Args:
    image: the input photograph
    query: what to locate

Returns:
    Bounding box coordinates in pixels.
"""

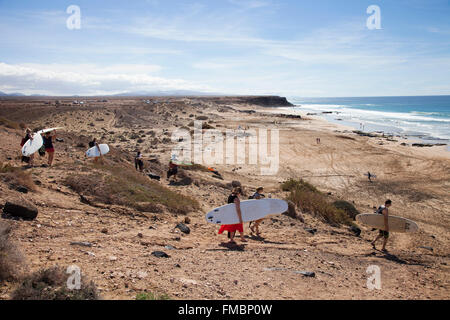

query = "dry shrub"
[64,164,199,214]
[179,163,210,172]
[0,117,20,130]
[336,135,356,141]
[283,179,352,226]
[0,221,25,281]
[11,266,100,300]
[0,164,36,191]
[332,200,360,220]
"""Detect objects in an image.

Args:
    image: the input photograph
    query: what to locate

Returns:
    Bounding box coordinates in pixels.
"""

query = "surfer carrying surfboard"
[249,187,266,237]
[218,187,247,243]
[42,130,56,167]
[371,199,392,252]
[89,138,104,164]
[20,128,34,166]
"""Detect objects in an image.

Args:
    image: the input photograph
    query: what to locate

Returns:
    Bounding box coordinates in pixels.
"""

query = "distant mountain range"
[0,91,26,96]
[0,90,220,97]
[113,90,220,97]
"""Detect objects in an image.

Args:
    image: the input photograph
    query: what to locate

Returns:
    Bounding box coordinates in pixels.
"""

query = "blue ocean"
[287,96,450,144]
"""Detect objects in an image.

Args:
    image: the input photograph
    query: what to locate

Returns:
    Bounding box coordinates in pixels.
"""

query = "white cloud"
[0,62,210,96]
[228,0,272,9]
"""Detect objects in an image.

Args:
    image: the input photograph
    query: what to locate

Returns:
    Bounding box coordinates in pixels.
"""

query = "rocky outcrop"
[3,200,38,220]
[237,96,293,107]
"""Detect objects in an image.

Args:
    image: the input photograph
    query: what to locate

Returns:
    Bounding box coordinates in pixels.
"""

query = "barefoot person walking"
[218,187,247,243]
[371,199,392,252]
[249,187,266,236]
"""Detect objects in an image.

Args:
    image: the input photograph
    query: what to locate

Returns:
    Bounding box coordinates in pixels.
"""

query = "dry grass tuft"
[282,179,352,226]
[64,163,199,214]
[11,266,100,300]
[0,163,36,191]
[0,221,26,281]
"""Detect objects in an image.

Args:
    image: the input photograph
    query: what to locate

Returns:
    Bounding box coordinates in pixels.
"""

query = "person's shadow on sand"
[219,242,246,251]
[366,250,429,267]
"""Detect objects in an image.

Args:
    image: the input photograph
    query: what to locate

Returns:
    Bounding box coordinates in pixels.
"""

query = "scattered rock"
[295,271,316,277]
[101,228,108,234]
[349,226,361,237]
[137,233,143,238]
[175,223,190,234]
[231,181,242,188]
[3,200,38,220]
[15,186,28,194]
[184,217,191,224]
[109,256,118,261]
[419,246,434,252]
[70,241,93,247]
[152,251,170,258]
[169,177,193,186]
[304,228,317,235]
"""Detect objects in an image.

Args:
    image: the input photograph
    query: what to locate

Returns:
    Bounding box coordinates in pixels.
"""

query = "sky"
[0,0,449,97]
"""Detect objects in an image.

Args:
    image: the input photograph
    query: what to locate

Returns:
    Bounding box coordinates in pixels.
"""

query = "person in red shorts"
[42,130,56,166]
[218,187,247,244]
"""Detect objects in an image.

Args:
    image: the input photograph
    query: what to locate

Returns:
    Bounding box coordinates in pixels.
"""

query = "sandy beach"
[0,96,449,300]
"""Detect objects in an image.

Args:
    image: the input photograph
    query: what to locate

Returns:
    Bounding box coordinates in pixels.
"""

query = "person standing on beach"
[219,187,247,243]
[371,199,392,252]
[249,187,266,237]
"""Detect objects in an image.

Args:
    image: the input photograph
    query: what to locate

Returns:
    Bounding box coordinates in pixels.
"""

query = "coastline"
[270,105,450,155]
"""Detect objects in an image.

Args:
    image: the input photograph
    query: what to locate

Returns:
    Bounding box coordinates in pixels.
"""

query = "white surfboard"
[21,133,43,157]
[86,144,110,157]
[356,214,418,233]
[205,199,289,225]
[37,127,64,135]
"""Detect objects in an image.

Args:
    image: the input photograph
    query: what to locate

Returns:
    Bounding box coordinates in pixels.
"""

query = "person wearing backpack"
[371,199,392,252]
[249,187,266,237]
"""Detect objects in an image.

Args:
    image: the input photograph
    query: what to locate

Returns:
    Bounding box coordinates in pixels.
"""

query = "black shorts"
[379,230,389,239]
